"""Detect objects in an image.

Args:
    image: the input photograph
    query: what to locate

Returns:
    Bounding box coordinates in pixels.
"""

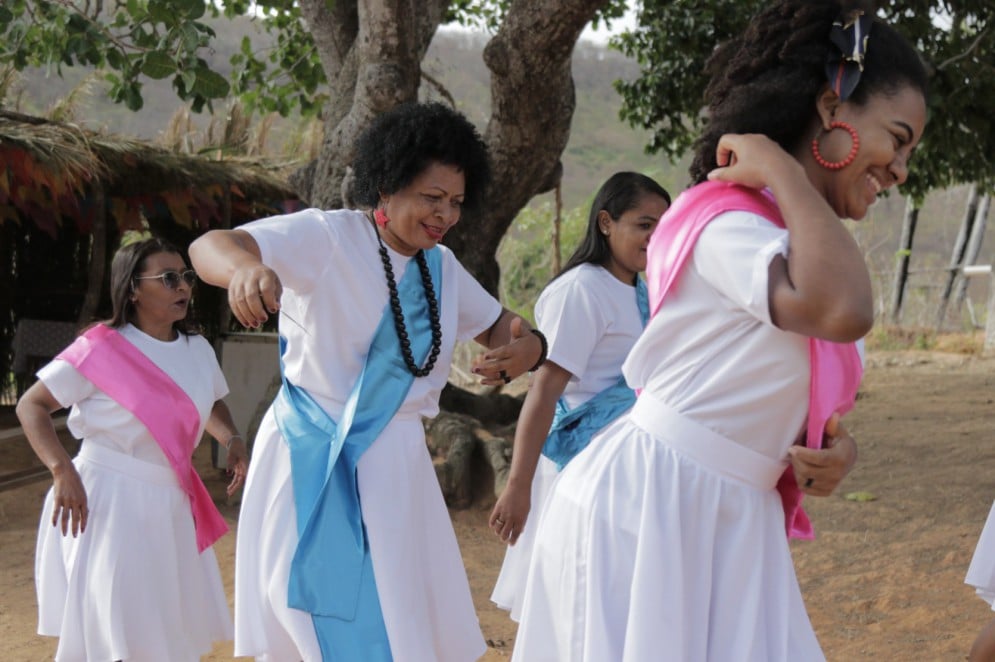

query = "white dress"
[513,212,827,661]
[966,502,995,607]
[490,263,645,621]
[35,324,233,662]
[235,209,501,661]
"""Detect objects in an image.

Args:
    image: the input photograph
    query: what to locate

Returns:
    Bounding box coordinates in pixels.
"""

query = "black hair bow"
[826,9,873,101]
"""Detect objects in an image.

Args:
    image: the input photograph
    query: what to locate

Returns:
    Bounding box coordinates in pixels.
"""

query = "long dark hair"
[689,0,928,183]
[554,171,671,282]
[104,237,197,335]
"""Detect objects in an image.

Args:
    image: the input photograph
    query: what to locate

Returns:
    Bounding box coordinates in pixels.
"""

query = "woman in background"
[17,237,247,661]
[489,171,669,620]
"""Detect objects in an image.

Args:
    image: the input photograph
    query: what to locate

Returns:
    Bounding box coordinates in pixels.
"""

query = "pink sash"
[57,324,228,552]
[645,181,863,539]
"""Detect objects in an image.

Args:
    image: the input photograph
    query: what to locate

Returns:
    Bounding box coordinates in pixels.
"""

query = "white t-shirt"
[38,324,229,467]
[536,263,645,410]
[242,208,502,420]
[623,211,810,460]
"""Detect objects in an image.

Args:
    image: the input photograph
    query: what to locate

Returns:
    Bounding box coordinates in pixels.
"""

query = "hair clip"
[826,9,872,101]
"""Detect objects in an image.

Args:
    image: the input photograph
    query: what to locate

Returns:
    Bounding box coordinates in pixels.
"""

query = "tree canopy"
[3,0,993,290]
[614,0,995,199]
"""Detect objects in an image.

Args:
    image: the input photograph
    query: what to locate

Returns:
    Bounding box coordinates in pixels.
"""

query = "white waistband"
[78,442,181,489]
[630,393,787,491]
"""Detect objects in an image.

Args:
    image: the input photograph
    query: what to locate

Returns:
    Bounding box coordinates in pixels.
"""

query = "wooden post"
[935,183,979,329]
[77,181,107,326]
[983,263,995,356]
[954,193,992,311]
[889,198,919,324]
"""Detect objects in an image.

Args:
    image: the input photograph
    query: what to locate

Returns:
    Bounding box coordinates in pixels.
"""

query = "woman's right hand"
[228,264,282,328]
[489,481,531,546]
[51,463,88,537]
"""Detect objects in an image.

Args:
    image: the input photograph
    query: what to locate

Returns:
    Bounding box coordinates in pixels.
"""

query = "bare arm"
[489,362,572,544]
[189,229,282,328]
[709,134,873,342]
[16,381,87,536]
[204,400,249,497]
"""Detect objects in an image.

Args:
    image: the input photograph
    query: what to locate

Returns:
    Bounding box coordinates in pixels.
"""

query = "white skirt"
[490,454,558,621]
[35,442,233,662]
[966,500,995,607]
[234,408,486,662]
[512,394,824,662]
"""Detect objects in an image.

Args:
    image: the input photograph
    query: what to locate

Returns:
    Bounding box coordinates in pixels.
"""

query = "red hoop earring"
[812,121,859,170]
[374,208,390,227]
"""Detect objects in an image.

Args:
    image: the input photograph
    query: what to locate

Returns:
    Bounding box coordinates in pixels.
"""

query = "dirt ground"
[3,348,995,661]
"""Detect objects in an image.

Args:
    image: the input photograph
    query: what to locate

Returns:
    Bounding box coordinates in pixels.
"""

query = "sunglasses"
[134,269,198,290]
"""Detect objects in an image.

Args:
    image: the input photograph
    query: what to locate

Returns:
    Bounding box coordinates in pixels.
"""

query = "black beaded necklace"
[371,216,442,377]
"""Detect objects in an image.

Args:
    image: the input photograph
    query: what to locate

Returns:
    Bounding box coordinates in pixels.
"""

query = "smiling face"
[813,85,927,220]
[131,251,193,338]
[378,161,466,255]
[601,192,670,284]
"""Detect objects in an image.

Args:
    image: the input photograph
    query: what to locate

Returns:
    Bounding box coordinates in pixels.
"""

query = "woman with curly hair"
[512,1,927,660]
[190,102,546,661]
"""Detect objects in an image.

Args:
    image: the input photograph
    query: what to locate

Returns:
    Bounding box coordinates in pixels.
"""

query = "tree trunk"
[890,198,919,324]
[295,0,448,209]
[294,0,609,293]
[77,181,107,326]
[444,0,606,293]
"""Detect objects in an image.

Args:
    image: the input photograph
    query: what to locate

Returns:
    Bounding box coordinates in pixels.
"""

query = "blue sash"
[273,247,442,661]
[541,278,649,470]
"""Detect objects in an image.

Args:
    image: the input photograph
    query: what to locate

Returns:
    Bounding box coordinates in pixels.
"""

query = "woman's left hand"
[225,437,250,497]
[787,414,858,497]
[473,317,542,386]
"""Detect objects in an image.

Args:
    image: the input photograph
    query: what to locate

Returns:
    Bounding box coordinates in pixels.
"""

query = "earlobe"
[597,210,613,236]
[816,85,843,129]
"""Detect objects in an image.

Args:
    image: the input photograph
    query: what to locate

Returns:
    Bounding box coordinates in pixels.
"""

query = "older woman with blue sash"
[190,102,546,662]
[488,172,670,621]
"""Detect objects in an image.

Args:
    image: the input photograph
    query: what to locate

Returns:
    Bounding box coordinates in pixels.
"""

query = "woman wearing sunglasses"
[16,237,249,661]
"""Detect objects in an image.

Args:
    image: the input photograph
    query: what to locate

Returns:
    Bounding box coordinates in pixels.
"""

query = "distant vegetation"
[7,25,991,329]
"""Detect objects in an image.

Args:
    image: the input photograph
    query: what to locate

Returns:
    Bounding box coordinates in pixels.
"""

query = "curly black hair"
[689,0,928,184]
[351,102,491,217]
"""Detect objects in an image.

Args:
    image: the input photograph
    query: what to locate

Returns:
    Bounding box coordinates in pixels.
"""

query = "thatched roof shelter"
[0,109,304,397]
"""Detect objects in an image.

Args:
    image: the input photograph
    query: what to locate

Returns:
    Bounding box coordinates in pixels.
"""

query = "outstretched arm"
[189,229,282,329]
[472,312,545,385]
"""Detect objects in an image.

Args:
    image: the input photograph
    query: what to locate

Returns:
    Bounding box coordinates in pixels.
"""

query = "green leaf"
[140,50,176,79]
[0,7,14,24]
[191,67,229,98]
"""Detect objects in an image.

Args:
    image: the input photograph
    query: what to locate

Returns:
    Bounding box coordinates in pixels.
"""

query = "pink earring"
[812,120,860,170]
[374,208,390,227]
